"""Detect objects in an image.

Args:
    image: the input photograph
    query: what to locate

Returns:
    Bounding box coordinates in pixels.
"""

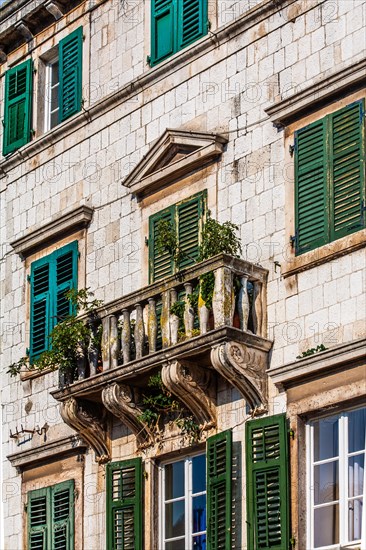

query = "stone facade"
[0,0,365,548]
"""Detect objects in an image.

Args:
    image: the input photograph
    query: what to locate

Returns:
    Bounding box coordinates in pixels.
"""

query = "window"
[29,241,78,362]
[150,0,208,66]
[2,27,83,156]
[27,480,74,550]
[148,191,206,282]
[294,100,365,255]
[106,459,143,550]
[307,406,366,549]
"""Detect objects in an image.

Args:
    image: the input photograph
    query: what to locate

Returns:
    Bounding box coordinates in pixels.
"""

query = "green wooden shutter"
[330,100,365,240]
[150,0,175,65]
[295,119,328,254]
[246,414,289,550]
[52,480,74,550]
[106,458,142,550]
[149,206,175,282]
[176,192,205,269]
[3,59,33,156]
[30,258,51,362]
[207,430,232,550]
[178,0,207,50]
[53,242,78,325]
[28,488,49,550]
[59,27,83,122]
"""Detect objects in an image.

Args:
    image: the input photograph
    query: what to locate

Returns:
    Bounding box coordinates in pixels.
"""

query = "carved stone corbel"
[162,360,216,430]
[60,397,110,463]
[14,21,33,42]
[102,383,154,447]
[211,341,268,412]
[45,0,65,20]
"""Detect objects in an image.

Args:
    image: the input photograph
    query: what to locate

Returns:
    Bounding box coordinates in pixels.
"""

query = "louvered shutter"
[206,430,232,550]
[59,27,83,122]
[178,0,207,50]
[177,192,205,269]
[149,206,175,282]
[295,119,328,254]
[52,480,74,550]
[245,414,289,550]
[30,259,51,362]
[150,0,175,65]
[330,100,365,240]
[28,488,49,550]
[106,459,142,550]
[3,59,33,156]
[53,242,78,325]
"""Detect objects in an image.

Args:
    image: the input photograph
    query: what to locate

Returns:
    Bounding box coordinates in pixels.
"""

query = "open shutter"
[29,258,51,362]
[149,206,175,282]
[177,192,205,269]
[150,0,175,65]
[295,118,328,254]
[178,0,207,50]
[330,100,365,240]
[53,242,78,326]
[106,459,142,550]
[28,488,49,550]
[3,59,33,156]
[207,430,232,550]
[59,27,83,122]
[52,480,74,550]
[246,414,289,550]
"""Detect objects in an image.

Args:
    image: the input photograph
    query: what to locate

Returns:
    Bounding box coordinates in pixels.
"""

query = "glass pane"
[314,505,339,547]
[349,454,364,497]
[314,462,339,504]
[165,461,184,500]
[192,454,206,494]
[51,85,59,111]
[314,416,339,461]
[348,498,363,541]
[51,61,59,86]
[193,534,207,549]
[348,408,366,453]
[165,501,185,538]
[166,539,186,550]
[192,495,206,534]
[50,110,59,129]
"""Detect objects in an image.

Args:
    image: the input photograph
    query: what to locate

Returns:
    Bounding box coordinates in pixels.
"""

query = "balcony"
[51,254,272,462]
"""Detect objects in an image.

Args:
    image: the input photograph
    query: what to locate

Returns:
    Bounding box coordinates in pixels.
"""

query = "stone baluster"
[183,282,194,338]
[237,275,250,331]
[198,285,209,335]
[101,316,110,371]
[212,267,235,328]
[76,342,87,380]
[252,281,263,336]
[102,314,119,371]
[87,315,99,376]
[121,309,131,364]
[148,298,157,353]
[161,291,170,348]
[170,289,179,345]
[134,304,145,359]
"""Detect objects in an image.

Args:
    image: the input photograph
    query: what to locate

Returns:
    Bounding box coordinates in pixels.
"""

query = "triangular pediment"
[123,129,228,198]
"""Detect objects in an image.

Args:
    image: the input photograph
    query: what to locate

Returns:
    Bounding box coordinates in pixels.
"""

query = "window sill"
[281,230,366,278]
[20,366,54,381]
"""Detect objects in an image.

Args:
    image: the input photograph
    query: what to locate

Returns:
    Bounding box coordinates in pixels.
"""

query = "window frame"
[44,55,60,132]
[306,406,366,549]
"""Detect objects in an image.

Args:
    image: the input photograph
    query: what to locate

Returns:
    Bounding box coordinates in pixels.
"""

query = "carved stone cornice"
[211,341,268,412]
[162,360,216,430]
[60,397,109,463]
[102,383,154,448]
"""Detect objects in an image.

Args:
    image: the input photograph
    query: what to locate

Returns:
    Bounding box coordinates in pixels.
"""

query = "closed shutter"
[151,0,175,65]
[52,481,74,550]
[28,488,48,550]
[206,430,232,550]
[59,27,83,122]
[54,242,78,324]
[149,206,175,282]
[106,459,143,550]
[177,193,205,269]
[30,259,51,361]
[295,119,327,254]
[245,414,289,550]
[3,59,33,156]
[330,100,365,240]
[178,0,207,50]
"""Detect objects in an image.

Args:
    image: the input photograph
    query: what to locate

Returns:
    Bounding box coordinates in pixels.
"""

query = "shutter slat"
[149,208,174,282]
[177,194,203,269]
[150,0,174,65]
[178,0,206,49]
[59,27,83,122]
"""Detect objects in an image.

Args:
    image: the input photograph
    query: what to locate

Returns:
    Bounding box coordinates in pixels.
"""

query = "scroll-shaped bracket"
[102,383,154,448]
[162,360,216,430]
[211,341,268,412]
[60,397,110,464]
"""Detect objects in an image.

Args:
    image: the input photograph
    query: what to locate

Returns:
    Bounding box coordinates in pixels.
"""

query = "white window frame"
[44,55,59,132]
[307,407,366,550]
[159,452,206,549]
